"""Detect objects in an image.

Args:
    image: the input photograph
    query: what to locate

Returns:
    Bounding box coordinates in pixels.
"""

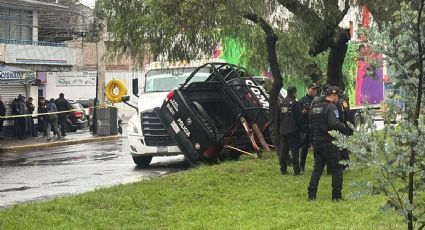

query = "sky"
[81,0,95,8]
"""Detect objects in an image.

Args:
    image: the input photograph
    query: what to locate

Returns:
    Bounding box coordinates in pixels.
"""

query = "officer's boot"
[332,190,343,201]
[307,188,316,201]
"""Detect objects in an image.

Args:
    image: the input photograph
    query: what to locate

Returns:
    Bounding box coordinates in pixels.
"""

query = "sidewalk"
[0,128,121,153]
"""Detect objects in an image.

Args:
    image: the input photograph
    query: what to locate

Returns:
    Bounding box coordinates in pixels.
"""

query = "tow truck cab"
[155,63,271,165]
[127,61,213,167]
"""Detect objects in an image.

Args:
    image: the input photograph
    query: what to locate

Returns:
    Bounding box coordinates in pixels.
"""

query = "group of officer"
[278,83,352,201]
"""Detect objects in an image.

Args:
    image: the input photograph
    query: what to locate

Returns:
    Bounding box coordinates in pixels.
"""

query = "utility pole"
[97,26,106,105]
[93,18,106,135]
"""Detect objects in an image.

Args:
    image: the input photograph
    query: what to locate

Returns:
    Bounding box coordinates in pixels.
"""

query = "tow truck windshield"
[145,68,210,93]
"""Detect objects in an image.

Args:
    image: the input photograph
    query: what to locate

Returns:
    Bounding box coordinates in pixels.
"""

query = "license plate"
[157,146,168,153]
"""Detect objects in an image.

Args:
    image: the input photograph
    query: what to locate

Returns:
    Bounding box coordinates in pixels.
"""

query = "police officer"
[55,93,72,137]
[336,92,353,169]
[307,86,349,201]
[279,86,302,176]
[299,83,318,173]
[0,96,6,139]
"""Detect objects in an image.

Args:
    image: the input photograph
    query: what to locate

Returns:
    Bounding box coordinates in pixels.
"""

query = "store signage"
[55,71,96,86]
[0,71,35,81]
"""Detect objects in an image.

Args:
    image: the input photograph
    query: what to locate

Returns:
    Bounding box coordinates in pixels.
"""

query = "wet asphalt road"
[0,136,188,208]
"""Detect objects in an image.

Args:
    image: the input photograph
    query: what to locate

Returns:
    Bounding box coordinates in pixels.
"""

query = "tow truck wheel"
[132,155,152,167]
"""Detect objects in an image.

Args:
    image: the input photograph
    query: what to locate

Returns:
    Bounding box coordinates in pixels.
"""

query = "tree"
[96,0,355,147]
[333,1,425,229]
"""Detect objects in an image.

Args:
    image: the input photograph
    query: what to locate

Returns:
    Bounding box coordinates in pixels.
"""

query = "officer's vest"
[280,97,298,135]
[309,100,331,145]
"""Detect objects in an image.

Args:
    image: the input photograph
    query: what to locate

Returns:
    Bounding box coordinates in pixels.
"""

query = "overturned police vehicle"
[154,63,272,165]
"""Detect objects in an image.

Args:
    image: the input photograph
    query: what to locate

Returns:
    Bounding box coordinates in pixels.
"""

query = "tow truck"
[154,63,272,165]
[126,60,214,167]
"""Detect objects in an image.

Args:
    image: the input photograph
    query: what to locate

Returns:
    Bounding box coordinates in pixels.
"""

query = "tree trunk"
[326,28,350,90]
[409,1,425,229]
[267,33,283,148]
[243,13,283,149]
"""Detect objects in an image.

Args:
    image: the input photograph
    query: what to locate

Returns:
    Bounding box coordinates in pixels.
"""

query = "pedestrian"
[25,97,37,137]
[38,97,48,136]
[11,98,18,138]
[299,83,318,173]
[15,95,27,139]
[55,93,72,137]
[0,96,6,139]
[278,86,303,176]
[307,86,350,201]
[46,98,61,141]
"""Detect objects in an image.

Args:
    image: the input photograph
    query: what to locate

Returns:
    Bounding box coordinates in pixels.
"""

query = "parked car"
[66,101,88,132]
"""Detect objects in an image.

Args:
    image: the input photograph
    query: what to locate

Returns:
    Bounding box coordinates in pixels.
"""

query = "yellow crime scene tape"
[0,104,135,119]
[0,79,134,119]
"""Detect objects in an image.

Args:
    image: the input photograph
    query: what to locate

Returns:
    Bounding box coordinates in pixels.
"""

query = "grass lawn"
[0,152,405,229]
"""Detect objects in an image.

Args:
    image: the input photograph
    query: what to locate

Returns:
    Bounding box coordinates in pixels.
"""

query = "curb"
[0,135,122,153]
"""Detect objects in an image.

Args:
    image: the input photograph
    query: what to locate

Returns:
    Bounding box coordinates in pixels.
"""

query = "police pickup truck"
[154,63,271,165]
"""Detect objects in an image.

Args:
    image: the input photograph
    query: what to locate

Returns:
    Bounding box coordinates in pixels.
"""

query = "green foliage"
[334,1,425,228]
[0,153,405,229]
[96,0,340,83]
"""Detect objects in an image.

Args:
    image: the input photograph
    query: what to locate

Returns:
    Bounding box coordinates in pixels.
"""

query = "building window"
[0,7,33,41]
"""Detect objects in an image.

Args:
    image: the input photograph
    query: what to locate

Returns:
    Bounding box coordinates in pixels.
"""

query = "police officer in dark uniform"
[299,83,318,173]
[279,86,302,176]
[307,86,349,201]
[336,93,353,169]
[55,93,72,137]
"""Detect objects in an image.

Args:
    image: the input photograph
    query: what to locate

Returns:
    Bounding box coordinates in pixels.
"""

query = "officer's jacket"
[336,94,350,123]
[309,96,347,146]
[279,96,302,135]
[299,94,314,132]
[55,98,72,112]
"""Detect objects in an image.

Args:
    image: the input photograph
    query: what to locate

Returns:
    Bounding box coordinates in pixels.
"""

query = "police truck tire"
[132,155,152,167]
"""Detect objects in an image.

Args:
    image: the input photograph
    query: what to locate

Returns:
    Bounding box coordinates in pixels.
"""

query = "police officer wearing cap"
[307,86,349,201]
[278,86,302,176]
[299,83,318,173]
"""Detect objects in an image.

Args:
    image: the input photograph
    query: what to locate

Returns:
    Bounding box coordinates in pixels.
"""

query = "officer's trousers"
[279,132,300,175]
[58,115,67,136]
[300,132,310,171]
[307,143,343,199]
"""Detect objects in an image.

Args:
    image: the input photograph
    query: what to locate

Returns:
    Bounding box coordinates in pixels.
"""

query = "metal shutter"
[0,83,28,137]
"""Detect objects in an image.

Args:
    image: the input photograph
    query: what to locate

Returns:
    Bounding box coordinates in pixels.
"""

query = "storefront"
[0,65,37,138]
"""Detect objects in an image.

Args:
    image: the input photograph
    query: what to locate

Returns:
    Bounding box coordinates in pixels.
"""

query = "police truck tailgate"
[154,89,217,165]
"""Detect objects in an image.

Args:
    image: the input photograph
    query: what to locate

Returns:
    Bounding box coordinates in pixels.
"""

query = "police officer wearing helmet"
[299,83,318,173]
[307,86,349,201]
[279,86,302,176]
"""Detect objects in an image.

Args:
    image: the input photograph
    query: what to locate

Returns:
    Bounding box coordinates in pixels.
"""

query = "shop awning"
[0,65,32,72]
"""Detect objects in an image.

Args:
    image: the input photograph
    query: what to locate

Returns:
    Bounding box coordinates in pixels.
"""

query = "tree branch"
[243,13,276,38]
[342,0,350,15]
[276,0,324,25]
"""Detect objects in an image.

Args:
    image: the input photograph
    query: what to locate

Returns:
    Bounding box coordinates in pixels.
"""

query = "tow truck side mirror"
[132,78,139,97]
[122,96,130,102]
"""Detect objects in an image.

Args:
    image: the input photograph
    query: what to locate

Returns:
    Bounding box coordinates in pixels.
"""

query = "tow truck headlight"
[128,122,139,134]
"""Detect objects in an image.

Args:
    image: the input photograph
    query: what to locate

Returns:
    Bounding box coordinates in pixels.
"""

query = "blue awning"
[0,65,32,72]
